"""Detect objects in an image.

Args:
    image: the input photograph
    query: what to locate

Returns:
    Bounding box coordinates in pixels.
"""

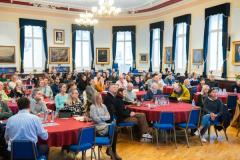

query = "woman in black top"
[9,82,25,98]
[64,89,83,115]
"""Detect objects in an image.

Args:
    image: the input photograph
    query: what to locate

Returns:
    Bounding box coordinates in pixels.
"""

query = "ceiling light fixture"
[92,0,121,16]
[75,12,98,26]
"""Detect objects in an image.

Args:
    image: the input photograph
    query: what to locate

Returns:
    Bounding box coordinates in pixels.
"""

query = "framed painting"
[0,46,15,63]
[49,47,70,64]
[192,49,203,65]
[54,29,65,44]
[232,41,240,65]
[164,47,172,64]
[96,48,110,65]
[139,53,148,63]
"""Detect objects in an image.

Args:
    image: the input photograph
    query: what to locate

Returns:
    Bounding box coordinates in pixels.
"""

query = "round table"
[8,99,56,114]
[194,92,240,104]
[39,118,93,147]
[127,102,194,123]
[163,86,173,94]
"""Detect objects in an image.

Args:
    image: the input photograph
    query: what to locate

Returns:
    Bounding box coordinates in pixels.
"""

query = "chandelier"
[75,12,98,26]
[92,0,121,16]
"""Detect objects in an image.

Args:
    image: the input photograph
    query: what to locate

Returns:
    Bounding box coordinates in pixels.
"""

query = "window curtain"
[172,14,191,74]
[149,21,164,72]
[72,24,94,71]
[112,26,136,69]
[203,3,230,78]
[19,18,47,73]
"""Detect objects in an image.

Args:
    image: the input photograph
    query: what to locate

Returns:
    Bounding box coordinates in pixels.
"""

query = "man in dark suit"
[103,84,121,160]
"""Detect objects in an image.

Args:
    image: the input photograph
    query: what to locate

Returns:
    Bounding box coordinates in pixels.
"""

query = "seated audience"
[146,73,159,90]
[103,84,121,160]
[197,78,206,92]
[116,74,127,89]
[183,78,192,88]
[196,89,224,142]
[64,89,83,115]
[207,75,219,89]
[51,77,60,97]
[30,88,47,115]
[0,82,9,102]
[26,73,37,86]
[133,76,144,90]
[124,83,137,104]
[190,72,199,86]
[9,82,25,98]
[196,85,210,108]
[77,74,88,93]
[164,72,175,85]
[95,77,105,92]
[4,97,48,158]
[115,88,152,140]
[55,84,68,112]
[171,83,190,102]
[39,78,53,99]
[144,83,162,101]
[8,75,18,90]
[0,74,8,83]
[109,72,118,83]
[232,79,240,93]
[0,95,12,120]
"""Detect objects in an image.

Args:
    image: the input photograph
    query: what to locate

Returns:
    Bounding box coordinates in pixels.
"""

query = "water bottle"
[234,88,237,94]
[192,99,195,107]
[43,111,48,122]
[155,97,158,105]
[51,111,55,122]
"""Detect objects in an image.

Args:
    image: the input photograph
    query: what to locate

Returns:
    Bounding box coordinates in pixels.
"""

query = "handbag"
[95,123,109,136]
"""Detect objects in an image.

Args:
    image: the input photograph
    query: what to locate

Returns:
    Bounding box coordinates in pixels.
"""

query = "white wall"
[0,0,239,78]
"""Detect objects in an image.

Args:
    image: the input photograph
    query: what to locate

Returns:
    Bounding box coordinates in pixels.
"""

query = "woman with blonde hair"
[64,89,83,115]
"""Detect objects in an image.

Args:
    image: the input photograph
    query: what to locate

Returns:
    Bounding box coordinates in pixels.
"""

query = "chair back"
[78,127,95,146]
[159,112,174,125]
[108,122,116,146]
[11,140,38,160]
[227,95,238,110]
[188,109,201,127]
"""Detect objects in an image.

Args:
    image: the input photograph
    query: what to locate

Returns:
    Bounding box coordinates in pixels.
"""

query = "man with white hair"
[124,83,137,104]
[116,74,127,89]
[144,83,162,101]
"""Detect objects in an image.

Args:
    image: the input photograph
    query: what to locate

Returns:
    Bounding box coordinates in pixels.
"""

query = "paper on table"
[42,122,59,127]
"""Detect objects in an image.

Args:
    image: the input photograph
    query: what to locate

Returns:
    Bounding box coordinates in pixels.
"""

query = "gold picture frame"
[96,48,110,65]
[0,46,15,64]
[232,41,240,65]
[139,53,148,63]
[192,49,203,65]
[164,47,172,64]
[54,29,65,45]
[49,47,70,64]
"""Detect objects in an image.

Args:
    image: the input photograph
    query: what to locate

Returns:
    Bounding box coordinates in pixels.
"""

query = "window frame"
[75,30,91,70]
[24,26,45,72]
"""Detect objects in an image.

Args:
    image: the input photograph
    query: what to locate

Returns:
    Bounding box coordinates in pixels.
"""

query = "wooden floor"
[49,126,240,160]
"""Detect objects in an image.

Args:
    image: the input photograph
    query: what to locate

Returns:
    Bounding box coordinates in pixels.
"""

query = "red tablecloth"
[194,92,240,104]
[136,91,146,99]
[39,118,93,147]
[127,102,194,123]
[8,99,56,114]
[163,86,173,94]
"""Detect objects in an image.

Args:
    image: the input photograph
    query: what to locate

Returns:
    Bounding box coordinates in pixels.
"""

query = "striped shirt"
[4,109,48,151]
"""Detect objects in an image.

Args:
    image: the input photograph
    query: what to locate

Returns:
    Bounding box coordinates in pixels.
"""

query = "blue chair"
[227,95,238,111]
[153,112,177,148]
[11,140,46,160]
[208,120,228,142]
[95,122,116,160]
[177,109,202,147]
[117,121,137,141]
[69,127,96,160]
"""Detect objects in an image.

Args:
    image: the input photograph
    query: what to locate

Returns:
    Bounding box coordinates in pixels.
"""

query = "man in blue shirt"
[4,97,48,158]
